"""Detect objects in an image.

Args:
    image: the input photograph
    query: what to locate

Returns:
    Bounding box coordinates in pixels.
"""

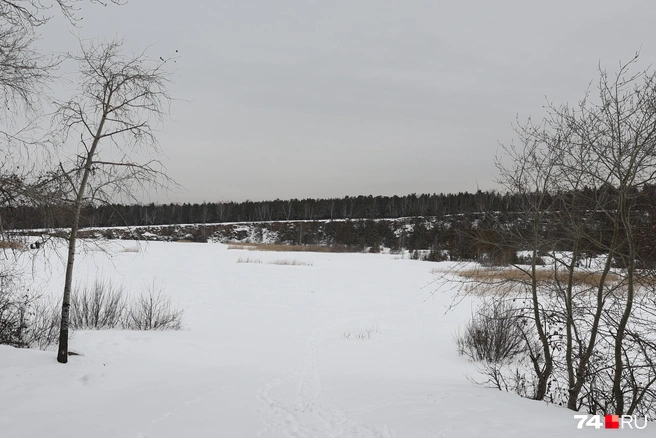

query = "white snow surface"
[0,241,649,437]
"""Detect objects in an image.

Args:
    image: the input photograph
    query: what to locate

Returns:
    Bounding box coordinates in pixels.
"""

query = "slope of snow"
[0,241,649,437]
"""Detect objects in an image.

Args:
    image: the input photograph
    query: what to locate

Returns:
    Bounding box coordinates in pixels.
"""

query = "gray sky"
[40,0,656,203]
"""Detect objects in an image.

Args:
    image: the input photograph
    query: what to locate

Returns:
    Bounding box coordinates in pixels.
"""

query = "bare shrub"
[455,300,527,364]
[124,282,183,330]
[21,298,61,350]
[1,276,183,350]
[0,282,30,347]
[516,253,545,266]
[472,362,537,399]
[0,271,60,349]
[423,249,448,262]
[70,280,126,329]
[69,279,182,331]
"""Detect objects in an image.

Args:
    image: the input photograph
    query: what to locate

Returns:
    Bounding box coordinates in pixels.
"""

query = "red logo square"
[605,414,620,429]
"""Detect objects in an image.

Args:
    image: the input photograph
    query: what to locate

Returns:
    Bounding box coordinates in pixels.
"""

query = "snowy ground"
[0,241,650,437]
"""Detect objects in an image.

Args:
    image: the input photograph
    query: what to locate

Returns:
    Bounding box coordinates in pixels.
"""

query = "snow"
[0,241,650,437]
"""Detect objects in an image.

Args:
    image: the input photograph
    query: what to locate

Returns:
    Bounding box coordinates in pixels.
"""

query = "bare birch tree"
[52,39,173,363]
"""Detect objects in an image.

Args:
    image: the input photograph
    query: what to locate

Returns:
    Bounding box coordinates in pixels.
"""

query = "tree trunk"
[613,193,635,414]
[531,245,553,400]
[56,110,107,363]
[56,209,81,363]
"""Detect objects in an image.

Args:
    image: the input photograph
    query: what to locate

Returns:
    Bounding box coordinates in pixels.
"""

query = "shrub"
[0,285,30,347]
[455,300,526,364]
[0,275,184,350]
[21,298,60,350]
[423,248,447,262]
[70,280,127,329]
[124,281,183,330]
[0,271,60,349]
[72,279,184,331]
[515,253,545,266]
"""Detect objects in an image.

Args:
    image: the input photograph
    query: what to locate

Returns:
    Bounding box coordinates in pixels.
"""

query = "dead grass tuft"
[342,326,379,340]
[236,256,263,264]
[268,259,313,266]
[227,242,360,253]
[0,240,25,250]
[457,267,619,288]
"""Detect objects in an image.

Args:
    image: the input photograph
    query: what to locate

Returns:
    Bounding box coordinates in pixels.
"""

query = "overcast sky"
[39,0,656,203]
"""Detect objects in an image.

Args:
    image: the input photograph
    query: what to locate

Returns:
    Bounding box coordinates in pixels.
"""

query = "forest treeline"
[7,190,504,229]
[8,185,656,267]
[6,185,656,230]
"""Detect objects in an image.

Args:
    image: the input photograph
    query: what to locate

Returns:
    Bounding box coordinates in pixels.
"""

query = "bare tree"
[555,55,656,415]
[52,39,173,363]
[483,54,656,416]
[0,0,124,226]
[0,0,123,124]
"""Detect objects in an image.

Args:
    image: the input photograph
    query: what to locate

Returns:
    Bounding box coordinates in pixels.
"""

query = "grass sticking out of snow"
[236,257,312,266]
[342,326,379,340]
[451,266,620,288]
[0,240,25,249]
[236,256,263,264]
[268,259,313,266]
[227,242,361,253]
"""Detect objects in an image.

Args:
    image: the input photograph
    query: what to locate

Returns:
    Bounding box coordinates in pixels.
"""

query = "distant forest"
[7,187,656,267]
[6,186,656,230]
[8,191,510,229]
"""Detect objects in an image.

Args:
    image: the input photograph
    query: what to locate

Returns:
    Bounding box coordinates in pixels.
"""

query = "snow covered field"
[0,241,650,437]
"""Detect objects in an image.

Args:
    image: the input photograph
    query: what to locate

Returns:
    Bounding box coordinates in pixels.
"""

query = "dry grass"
[0,240,25,250]
[227,242,359,253]
[455,267,620,288]
[269,259,313,266]
[236,256,312,266]
[236,256,263,264]
[120,246,141,253]
[633,275,656,289]
[342,325,379,340]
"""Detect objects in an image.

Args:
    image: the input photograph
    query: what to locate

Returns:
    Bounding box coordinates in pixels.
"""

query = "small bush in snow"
[515,253,545,266]
[0,271,60,349]
[124,282,184,330]
[455,300,526,364]
[21,299,61,350]
[423,248,447,262]
[0,284,31,347]
[70,280,127,329]
[69,279,183,332]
